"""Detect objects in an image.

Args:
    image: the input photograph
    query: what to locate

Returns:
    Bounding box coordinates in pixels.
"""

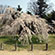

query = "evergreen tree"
[51,10,55,20]
[28,0,50,18]
[46,10,55,23]
[17,5,22,11]
[27,11,32,15]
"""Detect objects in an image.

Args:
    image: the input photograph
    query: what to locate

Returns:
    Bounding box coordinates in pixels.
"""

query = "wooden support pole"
[15,42,17,51]
[31,43,33,51]
[1,43,4,50]
[45,43,48,51]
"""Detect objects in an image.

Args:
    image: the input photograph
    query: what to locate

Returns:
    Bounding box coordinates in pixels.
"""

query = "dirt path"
[0,50,55,55]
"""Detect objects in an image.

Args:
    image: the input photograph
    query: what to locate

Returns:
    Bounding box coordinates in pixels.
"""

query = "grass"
[33,34,55,51]
[48,34,55,50]
[0,34,55,51]
[0,36,9,43]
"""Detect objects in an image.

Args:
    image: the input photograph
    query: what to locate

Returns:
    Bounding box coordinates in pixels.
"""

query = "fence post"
[31,42,33,51]
[15,41,17,51]
[46,43,48,51]
[0,43,4,50]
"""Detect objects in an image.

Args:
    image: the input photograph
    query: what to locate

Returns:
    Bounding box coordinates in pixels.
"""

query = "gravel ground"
[0,50,55,55]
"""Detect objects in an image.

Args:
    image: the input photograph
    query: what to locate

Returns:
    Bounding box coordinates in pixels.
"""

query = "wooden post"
[15,41,17,51]
[14,36,18,51]
[31,43,33,51]
[46,43,48,51]
[1,43,4,50]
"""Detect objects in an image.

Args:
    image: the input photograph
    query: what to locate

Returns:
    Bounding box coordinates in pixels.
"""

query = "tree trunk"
[31,43,33,51]
[46,43,48,51]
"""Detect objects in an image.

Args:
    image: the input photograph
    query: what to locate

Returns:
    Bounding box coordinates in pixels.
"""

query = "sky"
[0,0,55,12]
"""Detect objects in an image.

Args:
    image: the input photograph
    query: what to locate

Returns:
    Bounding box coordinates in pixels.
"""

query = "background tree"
[45,10,55,23]
[51,10,55,21]
[28,0,51,18]
[27,11,32,15]
[0,5,8,14]
[46,13,52,23]
[17,5,22,11]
